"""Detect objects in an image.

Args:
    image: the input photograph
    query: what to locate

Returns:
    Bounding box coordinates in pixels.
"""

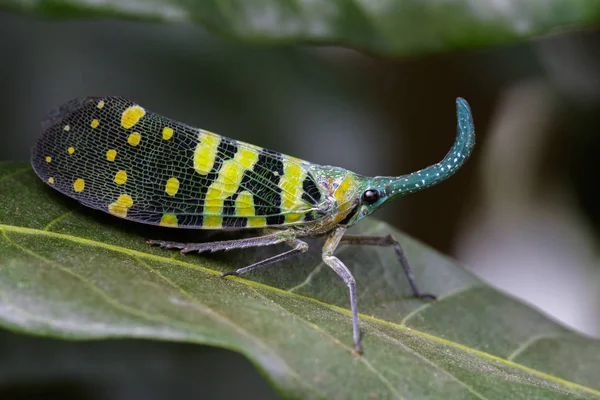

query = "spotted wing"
[31,97,326,229]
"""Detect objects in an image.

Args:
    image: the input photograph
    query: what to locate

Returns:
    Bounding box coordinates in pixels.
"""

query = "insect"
[31,96,475,354]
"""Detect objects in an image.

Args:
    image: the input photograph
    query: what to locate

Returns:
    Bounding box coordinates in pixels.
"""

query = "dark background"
[1,11,600,399]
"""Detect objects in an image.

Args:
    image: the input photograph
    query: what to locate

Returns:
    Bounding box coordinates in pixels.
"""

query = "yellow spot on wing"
[108,194,133,217]
[237,148,260,168]
[285,212,304,223]
[204,147,260,221]
[332,173,361,224]
[118,194,133,207]
[90,119,99,128]
[48,177,54,184]
[45,156,52,163]
[160,213,178,227]
[235,191,255,217]
[234,192,266,227]
[193,131,221,175]
[114,170,127,185]
[165,177,180,196]
[97,100,105,109]
[334,174,357,205]
[121,105,145,129]
[64,125,70,131]
[106,149,117,161]
[248,217,266,228]
[128,132,141,146]
[68,147,75,155]
[203,216,222,228]
[280,159,307,223]
[73,178,85,192]
[162,127,174,140]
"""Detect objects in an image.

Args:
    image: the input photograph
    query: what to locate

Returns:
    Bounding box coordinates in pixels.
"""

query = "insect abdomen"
[32,97,324,229]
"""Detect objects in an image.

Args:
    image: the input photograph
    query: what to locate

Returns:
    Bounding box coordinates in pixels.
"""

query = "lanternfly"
[31,97,475,353]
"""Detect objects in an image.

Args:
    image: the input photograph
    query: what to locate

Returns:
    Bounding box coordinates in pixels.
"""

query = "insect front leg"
[340,233,436,300]
[148,229,296,254]
[321,227,363,354]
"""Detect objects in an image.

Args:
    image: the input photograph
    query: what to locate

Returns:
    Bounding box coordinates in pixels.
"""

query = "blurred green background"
[1,6,600,399]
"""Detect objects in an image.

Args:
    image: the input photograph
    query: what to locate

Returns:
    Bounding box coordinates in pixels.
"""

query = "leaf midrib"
[0,223,598,396]
[1,227,327,399]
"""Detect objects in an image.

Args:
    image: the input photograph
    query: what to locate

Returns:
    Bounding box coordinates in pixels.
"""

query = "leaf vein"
[1,223,599,396]
[400,284,484,326]
[132,256,321,397]
[0,167,29,183]
[507,333,571,362]
[43,210,76,231]
[248,286,403,400]
[365,319,491,400]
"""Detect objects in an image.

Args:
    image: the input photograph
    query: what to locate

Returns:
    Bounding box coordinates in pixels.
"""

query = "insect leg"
[221,239,308,277]
[321,227,362,354]
[340,234,436,300]
[148,229,296,254]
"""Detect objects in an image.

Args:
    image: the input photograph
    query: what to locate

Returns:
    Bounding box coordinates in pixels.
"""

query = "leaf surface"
[1,162,599,399]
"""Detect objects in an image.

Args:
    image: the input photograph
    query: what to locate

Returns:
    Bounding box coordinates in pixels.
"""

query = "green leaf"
[1,161,600,399]
[2,0,600,57]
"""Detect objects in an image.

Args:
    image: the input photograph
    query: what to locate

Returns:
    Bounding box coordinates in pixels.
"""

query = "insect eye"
[362,189,380,204]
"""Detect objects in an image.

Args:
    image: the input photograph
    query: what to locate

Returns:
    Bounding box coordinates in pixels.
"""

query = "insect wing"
[31,97,325,229]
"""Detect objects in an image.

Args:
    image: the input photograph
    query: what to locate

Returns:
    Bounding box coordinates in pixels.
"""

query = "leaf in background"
[1,0,600,56]
[1,162,600,399]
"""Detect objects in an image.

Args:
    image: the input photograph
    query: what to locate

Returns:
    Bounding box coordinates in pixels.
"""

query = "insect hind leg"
[147,229,296,254]
[221,239,308,277]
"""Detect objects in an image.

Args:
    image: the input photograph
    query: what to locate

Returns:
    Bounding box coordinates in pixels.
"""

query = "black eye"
[362,189,380,204]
